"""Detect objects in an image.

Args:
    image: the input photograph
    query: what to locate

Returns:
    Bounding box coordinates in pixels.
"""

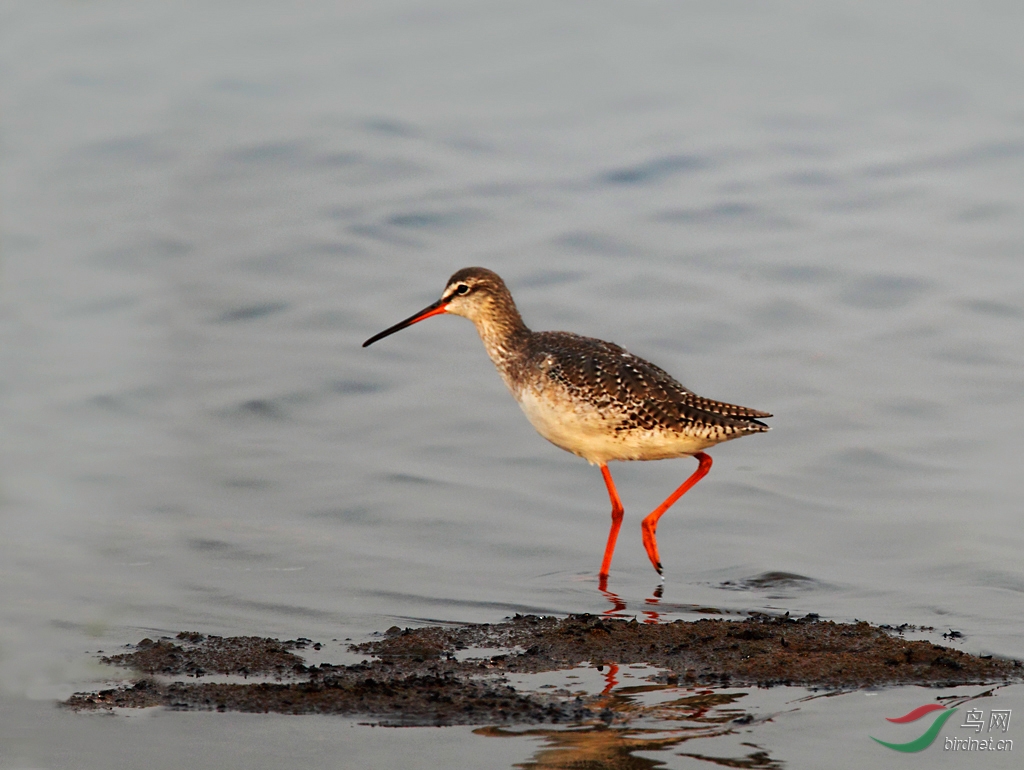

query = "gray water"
[2,1,1023,767]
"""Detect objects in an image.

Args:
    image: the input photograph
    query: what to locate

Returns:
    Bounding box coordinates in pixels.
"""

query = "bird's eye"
[455,284,470,295]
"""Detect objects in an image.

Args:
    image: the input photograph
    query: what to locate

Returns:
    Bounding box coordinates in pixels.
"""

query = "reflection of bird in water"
[364,267,771,578]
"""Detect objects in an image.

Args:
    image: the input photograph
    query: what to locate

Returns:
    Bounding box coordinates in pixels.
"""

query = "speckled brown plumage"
[363,266,771,578]
[520,331,769,443]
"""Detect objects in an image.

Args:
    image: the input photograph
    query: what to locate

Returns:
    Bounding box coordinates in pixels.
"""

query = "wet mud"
[99,633,311,678]
[65,614,1021,725]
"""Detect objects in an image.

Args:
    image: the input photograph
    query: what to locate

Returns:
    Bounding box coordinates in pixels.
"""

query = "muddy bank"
[65,613,1021,724]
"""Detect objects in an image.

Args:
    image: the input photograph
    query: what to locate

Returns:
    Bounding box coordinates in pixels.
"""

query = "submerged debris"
[65,613,1021,724]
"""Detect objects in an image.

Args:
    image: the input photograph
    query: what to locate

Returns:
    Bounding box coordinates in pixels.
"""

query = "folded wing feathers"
[531,333,771,433]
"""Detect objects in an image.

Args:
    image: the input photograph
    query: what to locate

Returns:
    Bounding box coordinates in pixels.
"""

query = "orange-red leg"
[641,452,713,575]
[598,464,624,578]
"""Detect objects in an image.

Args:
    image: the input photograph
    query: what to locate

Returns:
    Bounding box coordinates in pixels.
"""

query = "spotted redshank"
[363,267,770,578]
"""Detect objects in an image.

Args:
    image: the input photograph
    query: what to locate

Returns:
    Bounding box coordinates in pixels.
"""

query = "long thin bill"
[362,298,449,347]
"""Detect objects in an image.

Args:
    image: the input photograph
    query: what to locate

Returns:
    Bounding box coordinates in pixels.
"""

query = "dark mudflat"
[64,614,1021,725]
[99,634,311,678]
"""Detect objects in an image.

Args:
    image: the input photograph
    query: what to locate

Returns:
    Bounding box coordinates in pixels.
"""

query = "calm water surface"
[2,1,1023,768]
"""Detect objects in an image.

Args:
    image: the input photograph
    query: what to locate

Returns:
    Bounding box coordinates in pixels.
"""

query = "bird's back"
[501,331,770,464]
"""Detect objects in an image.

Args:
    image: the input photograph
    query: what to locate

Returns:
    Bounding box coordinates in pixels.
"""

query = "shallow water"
[2,0,1023,767]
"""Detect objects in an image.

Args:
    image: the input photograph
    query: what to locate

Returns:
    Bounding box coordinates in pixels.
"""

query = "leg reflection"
[642,583,664,624]
[598,574,627,617]
[599,662,619,694]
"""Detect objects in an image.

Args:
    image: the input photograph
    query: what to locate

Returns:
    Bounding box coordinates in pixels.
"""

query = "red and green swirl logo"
[871,704,957,752]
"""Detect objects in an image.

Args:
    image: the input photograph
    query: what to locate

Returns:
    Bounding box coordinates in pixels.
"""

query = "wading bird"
[363,267,770,579]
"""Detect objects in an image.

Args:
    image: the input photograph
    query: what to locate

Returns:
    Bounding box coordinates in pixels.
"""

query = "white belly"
[514,386,712,465]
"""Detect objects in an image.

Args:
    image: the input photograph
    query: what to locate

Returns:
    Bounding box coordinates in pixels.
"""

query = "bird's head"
[362,267,514,347]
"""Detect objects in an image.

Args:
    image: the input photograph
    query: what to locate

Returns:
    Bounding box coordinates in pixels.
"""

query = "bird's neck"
[471,298,531,369]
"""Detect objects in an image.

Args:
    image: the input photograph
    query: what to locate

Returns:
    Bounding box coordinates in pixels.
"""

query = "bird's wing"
[532,332,771,430]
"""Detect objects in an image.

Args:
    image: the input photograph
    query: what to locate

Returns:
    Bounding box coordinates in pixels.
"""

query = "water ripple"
[838,275,927,310]
[217,302,289,323]
[599,154,707,185]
